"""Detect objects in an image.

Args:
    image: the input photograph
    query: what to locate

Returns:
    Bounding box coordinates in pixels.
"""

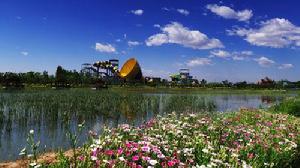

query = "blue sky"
[0,0,299,82]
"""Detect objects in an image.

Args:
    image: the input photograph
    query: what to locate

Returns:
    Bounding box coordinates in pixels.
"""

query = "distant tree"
[55,66,67,87]
[2,72,23,88]
[0,73,3,84]
[222,80,232,87]
[234,81,248,88]
[41,71,50,85]
[296,81,300,88]
[200,79,207,87]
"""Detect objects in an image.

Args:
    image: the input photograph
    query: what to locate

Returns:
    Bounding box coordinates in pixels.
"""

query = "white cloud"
[278,63,293,69]
[142,68,170,78]
[177,9,190,16]
[186,58,212,67]
[241,51,253,55]
[162,7,171,11]
[153,24,161,28]
[232,50,253,60]
[228,18,300,48]
[145,22,224,49]
[20,51,28,56]
[128,41,141,46]
[206,4,253,22]
[210,50,230,58]
[95,43,116,53]
[131,9,143,16]
[254,57,275,67]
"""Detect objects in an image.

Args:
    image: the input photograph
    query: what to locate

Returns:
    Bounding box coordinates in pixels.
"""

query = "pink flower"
[132,155,139,161]
[78,155,84,161]
[132,147,138,152]
[167,160,176,167]
[142,156,150,161]
[91,149,97,157]
[141,146,150,152]
[248,153,254,159]
[126,142,132,148]
[117,148,123,155]
[266,121,272,127]
[105,150,114,156]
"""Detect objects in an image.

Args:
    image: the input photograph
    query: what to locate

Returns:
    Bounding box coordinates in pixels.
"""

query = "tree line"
[0,66,97,88]
[0,66,299,89]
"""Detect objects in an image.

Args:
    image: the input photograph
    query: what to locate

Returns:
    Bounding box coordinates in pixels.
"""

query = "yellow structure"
[119,58,142,80]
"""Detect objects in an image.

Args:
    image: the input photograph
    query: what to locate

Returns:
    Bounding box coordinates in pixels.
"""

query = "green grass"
[272,96,300,117]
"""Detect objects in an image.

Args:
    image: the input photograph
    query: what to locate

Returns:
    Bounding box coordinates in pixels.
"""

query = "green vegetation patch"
[272,97,300,117]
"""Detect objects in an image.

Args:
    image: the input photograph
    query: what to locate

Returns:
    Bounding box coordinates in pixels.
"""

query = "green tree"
[55,66,67,87]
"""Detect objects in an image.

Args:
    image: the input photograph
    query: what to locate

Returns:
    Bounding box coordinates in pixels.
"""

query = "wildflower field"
[42,108,300,168]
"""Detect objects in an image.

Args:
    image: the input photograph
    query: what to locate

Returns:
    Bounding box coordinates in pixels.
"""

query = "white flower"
[211,158,223,164]
[197,165,207,168]
[119,157,125,161]
[202,148,209,153]
[30,130,34,134]
[91,156,97,161]
[148,159,158,166]
[29,162,37,166]
[158,153,165,159]
[34,165,41,168]
[232,153,239,158]
[19,148,26,156]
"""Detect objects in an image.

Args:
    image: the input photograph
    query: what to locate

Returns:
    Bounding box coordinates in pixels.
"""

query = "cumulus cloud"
[177,9,190,16]
[206,4,253,22]
[228,18,300,48]
[254,57,275,67]
[128,41,141,46]
[95,43,116,53]
[131,9,144,16]
[232,50,253,60]
[186,58,212,67]
[209,50,230,58]
[20,51,29,56]
[278,64,293,69]
[145,22,224,49]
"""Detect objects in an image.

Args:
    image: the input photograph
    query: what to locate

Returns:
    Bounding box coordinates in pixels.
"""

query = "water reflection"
[0,90,284,161]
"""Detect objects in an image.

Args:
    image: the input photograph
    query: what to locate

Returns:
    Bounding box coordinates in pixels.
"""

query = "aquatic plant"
[19,129,41,168]
[0,89,217,161]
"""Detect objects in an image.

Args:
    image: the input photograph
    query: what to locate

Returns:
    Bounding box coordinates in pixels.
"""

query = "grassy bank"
[17,108,298,168]
[271,96,300,117]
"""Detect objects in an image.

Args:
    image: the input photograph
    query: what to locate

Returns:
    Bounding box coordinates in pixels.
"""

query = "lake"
[0,89,288,161]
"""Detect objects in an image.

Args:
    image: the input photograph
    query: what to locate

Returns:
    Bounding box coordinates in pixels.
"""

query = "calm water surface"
[0,89,286,161]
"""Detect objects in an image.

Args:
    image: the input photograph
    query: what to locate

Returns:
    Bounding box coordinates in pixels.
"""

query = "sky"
[0,0,300,82]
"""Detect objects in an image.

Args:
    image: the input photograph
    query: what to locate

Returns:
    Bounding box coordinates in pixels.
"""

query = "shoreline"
[1,106,299,167]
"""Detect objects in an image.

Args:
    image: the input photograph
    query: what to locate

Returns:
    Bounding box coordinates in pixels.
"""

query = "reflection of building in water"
[261,96,275,104]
